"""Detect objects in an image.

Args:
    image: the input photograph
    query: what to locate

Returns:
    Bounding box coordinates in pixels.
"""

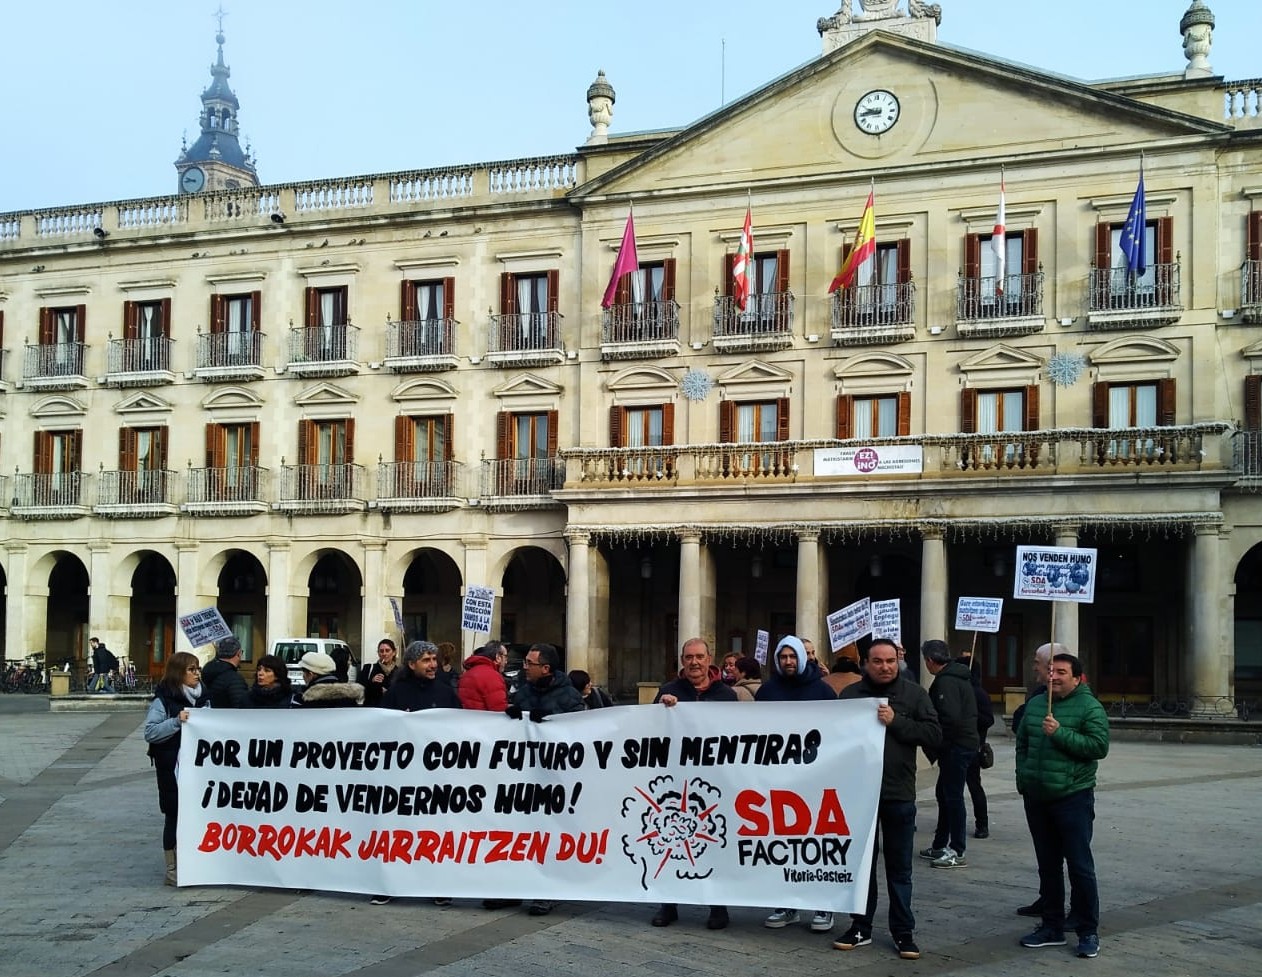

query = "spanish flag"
[829,189,876,293]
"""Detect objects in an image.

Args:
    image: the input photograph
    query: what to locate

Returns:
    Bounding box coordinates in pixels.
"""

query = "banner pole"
[1047,609,1056,717]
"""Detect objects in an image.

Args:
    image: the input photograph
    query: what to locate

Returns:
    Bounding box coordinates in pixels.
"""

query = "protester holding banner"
[1015,652,1109,960]
[568,670,614,709]
[247,654,294,709]
[1013,642,1059,919]
[651,637,737,931]
[379,641,460,712]
[296,652,365,708]
[202,636,250,709]
[143,652,210,886]
[836,638,941,961]
[359,638,400,707]
[920,640,979,870]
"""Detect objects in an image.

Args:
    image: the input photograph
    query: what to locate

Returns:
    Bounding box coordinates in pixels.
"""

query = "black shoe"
[894,933,921,960]
[481,898,522,910]
[651,904,678,927]
[528,900,554,916]
[1015,901,1044,917]
[974,826,989,839]
[833,924,871,950]
[706,906,729,930]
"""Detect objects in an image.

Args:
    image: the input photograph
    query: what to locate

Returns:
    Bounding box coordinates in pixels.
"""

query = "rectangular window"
[119,427,168,502]
[499,271,559,350]
[960,386,1039,467]
[719,399,790,475]
[837,241,911,325]
[836,393,911,438]
[393,414,452,496]
[122,299,171,372]
[297,418,355,498]
[1092,379,1175,463]
[205,421,260,500]
[303,286,349,359]
[399,278,455,357]
[37,306,86,376]
[609,403,675,477]
[963,230,1040,317]
[495,410,558,494]
[724,250,790,334]
[1093,218,1174,308]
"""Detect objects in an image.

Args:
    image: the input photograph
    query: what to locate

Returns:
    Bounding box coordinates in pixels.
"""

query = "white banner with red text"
[176,701,884,909]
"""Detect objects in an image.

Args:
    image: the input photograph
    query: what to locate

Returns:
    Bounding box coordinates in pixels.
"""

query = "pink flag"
[992,176,1006,295]
[601,211,639,309]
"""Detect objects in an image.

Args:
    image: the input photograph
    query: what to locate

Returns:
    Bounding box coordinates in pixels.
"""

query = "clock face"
[181,166,206,193]
[854,90,900,134]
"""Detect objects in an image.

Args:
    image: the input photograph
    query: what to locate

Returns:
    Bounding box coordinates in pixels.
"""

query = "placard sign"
[754,630,770,666]
[955,597,1003,633]
[389,597,404,634]
[178,606,233,649]
[461,586,495,634]
[1013,546,1098,603]
[870,599,902,645]
[827,598,872,653]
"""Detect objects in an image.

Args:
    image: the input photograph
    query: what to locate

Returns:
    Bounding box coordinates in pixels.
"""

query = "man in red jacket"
[458,641,508,712]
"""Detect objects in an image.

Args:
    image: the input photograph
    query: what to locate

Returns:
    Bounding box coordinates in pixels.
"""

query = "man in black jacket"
[201,636,249,709]
[381,641,461,712]
[835,638,941,961]
[920,639,979,869]
[958,652,996,839]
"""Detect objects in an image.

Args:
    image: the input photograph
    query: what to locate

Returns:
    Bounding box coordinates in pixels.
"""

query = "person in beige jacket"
[731,655,763,701]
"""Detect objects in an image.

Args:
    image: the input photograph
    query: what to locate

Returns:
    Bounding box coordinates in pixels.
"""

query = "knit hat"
[299,651,336,677]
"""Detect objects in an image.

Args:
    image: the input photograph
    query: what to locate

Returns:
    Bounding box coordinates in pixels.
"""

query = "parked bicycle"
[2,656,49,694]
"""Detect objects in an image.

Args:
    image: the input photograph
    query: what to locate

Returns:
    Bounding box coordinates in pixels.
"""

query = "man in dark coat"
[297,651,366,708]
[381,640,461,712]
[958,652,996,838]
[88,636,118,694]
[201,636,250,709]
[921,639,979,869]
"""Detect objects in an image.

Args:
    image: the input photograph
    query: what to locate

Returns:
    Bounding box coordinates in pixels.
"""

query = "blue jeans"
[1023,789,1099,937]
[932,744,974,854]
[89,672,115,694]
[851,799,916,937]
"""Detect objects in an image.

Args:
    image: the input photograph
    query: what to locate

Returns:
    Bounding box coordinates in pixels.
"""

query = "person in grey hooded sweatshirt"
[757,635,838,933]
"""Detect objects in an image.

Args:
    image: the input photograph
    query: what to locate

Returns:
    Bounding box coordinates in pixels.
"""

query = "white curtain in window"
[755,255,778,321]
[417,283,442,322]
[1111,227,1157,291]
[1108,386,1131,427]
[875,397,897,437]
[55,311,75,344]
[853,399,873,438]
[1134,385,1157,426]
[978,392,999,434]
[737,405,756,443]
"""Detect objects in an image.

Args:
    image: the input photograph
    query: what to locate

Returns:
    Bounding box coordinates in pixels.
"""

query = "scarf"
[183,682,204,705]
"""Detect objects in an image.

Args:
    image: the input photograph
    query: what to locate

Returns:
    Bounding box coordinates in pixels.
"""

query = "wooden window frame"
[836,392,911,438]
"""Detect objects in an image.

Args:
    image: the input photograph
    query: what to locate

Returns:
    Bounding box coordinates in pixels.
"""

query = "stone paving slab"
[0,701,1258,977]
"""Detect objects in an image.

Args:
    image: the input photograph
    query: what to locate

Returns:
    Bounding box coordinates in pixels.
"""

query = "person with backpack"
[89,636,118,694]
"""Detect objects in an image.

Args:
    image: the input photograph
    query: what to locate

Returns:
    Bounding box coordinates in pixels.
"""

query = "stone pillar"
[796,531,822,650]
[4,545,28,663]
[1053,524,1081,656]
[565,531,591,676]
[266,540,294,647]
[361,541,387,661]
[87,542,121,652]
[919,528,947,689]
[678,531,702,649]
[462,537,490,659]
[1188,525,1229,711]
[173,542,205,656]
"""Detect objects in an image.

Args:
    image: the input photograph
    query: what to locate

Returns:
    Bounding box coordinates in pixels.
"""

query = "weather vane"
[215,6,228,33]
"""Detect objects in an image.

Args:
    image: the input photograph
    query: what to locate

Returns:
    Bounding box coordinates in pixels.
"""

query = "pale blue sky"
[0,0,1254,213]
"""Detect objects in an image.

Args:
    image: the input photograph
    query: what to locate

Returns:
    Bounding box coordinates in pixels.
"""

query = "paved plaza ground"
[1,695,1259,977]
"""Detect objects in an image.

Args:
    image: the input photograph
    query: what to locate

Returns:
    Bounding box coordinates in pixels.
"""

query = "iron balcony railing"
[956,270,1045,320]
[23,342,86,380]
[185,466,268,505]
[286,324,359,365]
[278,463,365,503]
[480,457,564,497]
[1088,261,1181,313]
[488,312,561,353]
[106,336,172,375]
[96,469,175,507]
[832,280,916,328]
[386,318,457,359]
[1232,430,1262,481]
[601,300,680,345]
[712,292,794,339]
[377,460,462,500]
[1243,259,1262,318]
[196,331,265,370]
[11,471,84,508]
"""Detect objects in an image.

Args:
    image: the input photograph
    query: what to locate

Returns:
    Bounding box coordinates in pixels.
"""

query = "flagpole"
[1047,611,1056,718]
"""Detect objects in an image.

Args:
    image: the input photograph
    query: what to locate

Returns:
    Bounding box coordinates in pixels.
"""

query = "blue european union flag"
[1118,168,1147,276]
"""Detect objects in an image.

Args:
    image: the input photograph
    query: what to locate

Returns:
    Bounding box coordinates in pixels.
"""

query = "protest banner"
[955,597,1003,634]
[870,599,901,645]
[178,607,233,649]
[1013,546,1097,604]
[177,702,884,911]
[754,629,770,665]
[460,585,495,634]
[827,598,872,654]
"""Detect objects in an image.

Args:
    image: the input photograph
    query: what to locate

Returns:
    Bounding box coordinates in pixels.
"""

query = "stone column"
[919,528,947,689]
[361,541,387,660]
[87,542,120,651]
[1188,525,1229,712]
[796,531,822,650]
[1053,524,1081,656]
[462,537,489,659]
[4,545,29,663]
[174,542,205,656]
[565,531,591,676]
[266,540,293,647]
[678,531,702,649]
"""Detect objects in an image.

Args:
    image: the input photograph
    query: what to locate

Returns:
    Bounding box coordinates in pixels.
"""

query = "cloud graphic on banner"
[621,775,727,889]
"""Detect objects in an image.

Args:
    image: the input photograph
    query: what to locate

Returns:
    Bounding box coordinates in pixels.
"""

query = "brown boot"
[164,850,177,887]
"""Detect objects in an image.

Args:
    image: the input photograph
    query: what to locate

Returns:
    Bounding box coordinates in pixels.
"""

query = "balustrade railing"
[480,458,563,497]
[956,270,1044,320]
[117,197,188,229]
[24,342,86,379]
[713,292,794,339]
[196,330,264,369]
[487,156,578,193]
[185,466,268,505]
[377,461,462,500]
[106,336,172,375]
[390,169,475,203]
[35,207,102,238]
[1224,78,1262,119]
[286,324,358,365]
[488,313,561,353]
[96,469,175,507]
[1242,259,1262,311]
[11,472,84,508]
[386,319,456,359]
[294,179,374,212]
[278,464,365,504]
[1088,261,1181,313]
[601,301,680,346]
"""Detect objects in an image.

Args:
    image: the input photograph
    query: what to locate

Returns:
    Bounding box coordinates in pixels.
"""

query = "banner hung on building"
[177,702,884,909]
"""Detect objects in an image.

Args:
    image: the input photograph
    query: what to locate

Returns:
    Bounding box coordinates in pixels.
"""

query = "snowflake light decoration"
[1047,352,1086,388]
[680,368,713,402]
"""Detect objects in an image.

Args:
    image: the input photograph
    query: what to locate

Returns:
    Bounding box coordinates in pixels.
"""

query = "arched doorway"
[400,548,463,645]
[1233,542,1262,701]
[46,554,90,673]
[306,551,363,656]
[216,551,268,668]
[500,547,566,658]
[130,552,176,680]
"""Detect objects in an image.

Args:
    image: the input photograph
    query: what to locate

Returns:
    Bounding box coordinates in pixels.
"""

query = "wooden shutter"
[70,429,82,470]
[775,397,790,441]
[442,278,456,320]
[441,413,453,462]
[1092,382,1109,429]
[248,422,260,465]
[297,419,315,466]
[1245,375,1262,430]
[304,287,319,327]
[39,307,54,344]
[249,292,261,330]
[496,412,512,460]
[0,309,4,347]
[896,390,912,436]
[119,428,138,470]
[895,239,912,319]
[960,388,977,434]
[35,431,51,474]
[722,253,736,296]
[661,259,677,302]
[123,300,137,340]
[609,405,626,447]
[836,395,853,439]
[401,281,417,322]
[499,273,516,315]
[661,402,675,444]
[719,400,736,443]
[154,427,169,468]
[343,418,355,464]
[210,294,225,333]
[395,415,415,462]
[1248,211,1262,263]
[546,270,560,314]
[1022,228,1040,274]
[1157,378,1176,426]
[963,234,981,281]
[1024,384,1040,431]
[74,305,86,342]
[1094,223,1112,270]
[545,410,559,455]
[613,271,633,307]
[158,298,172,337]
[774,250,791,295]
[1156,216,1176,304]
[205,424,224,467]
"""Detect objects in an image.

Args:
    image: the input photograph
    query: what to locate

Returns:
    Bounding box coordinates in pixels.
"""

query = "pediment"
[606,365,678,392]
[201,386,264,411]
[834,351,915,379]
[1089,335,1180,365]
[114,392,173,415]
[293,382,358,407]
[31,395,86,418]
[493,373,563,399]
[573,33,1224,201]
[716,360,793,385]
[1243,338,1262,361]
[959,344,1045,374]
[392,377,458,403]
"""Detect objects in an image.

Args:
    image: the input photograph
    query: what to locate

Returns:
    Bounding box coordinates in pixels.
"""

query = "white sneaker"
[810,911,834,932]
[764,908,799,928]
[931,848,968,869]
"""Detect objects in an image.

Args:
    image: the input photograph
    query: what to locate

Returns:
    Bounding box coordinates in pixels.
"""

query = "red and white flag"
[601,210,639,309]
[732,205,753,311]
[992,176,1006,295]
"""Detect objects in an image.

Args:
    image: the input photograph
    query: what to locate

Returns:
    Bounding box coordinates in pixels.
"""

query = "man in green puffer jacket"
[1014,652,1109,961]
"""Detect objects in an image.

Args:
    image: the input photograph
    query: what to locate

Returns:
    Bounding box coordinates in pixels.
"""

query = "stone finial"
[1180,1,1215,78]
[820,0,938,53]
[586,70,616,145]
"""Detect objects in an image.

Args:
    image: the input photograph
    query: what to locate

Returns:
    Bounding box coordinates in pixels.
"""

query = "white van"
[269,637,356,688]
